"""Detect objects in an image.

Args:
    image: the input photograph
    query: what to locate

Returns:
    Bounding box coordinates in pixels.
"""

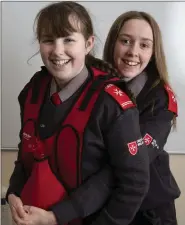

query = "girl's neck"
[54,65,85,91]
[127,71,148,98]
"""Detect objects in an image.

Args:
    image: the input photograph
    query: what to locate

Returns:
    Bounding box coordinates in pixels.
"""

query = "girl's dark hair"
[35,1,93,41]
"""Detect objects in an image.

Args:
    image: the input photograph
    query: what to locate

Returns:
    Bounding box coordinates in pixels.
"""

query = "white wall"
[161,3,185,153]
[2,1,185,153]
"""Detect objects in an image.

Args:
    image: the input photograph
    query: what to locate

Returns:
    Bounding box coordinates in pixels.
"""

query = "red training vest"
[20,67,118,224]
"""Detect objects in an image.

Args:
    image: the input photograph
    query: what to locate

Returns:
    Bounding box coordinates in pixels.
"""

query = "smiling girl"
[6,4,149,225]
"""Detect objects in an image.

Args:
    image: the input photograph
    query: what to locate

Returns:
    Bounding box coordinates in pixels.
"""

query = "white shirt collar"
[50,66,88,102]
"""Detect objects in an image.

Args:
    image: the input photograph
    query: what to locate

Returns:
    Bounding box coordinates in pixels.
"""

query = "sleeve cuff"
[5,189,20,203]
[50,199,80,225]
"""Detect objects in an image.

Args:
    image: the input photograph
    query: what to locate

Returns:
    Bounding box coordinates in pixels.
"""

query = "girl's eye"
[64,38,74,43]
[121,39,131,45]
[140,43,150,49]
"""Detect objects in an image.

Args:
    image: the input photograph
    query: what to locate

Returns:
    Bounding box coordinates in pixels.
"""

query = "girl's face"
[113,19,153,80]
[40,32,94,84]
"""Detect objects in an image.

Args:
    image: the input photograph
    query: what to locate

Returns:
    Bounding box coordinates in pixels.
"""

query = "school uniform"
[129,72,180,225]
[6,66,150,225]
[54,71,181,225]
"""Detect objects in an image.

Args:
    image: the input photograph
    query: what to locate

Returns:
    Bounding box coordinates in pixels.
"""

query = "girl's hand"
[19,205,57,225]
[8,194,28,224]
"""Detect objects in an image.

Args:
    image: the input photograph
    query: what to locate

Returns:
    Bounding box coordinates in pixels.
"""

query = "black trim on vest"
[30,71,51,104]
[79,74,113,111]
[31,81,41,104]
[34,157,49,162]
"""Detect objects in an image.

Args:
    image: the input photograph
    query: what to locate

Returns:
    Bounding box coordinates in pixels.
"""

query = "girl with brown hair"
[6,3,150,225]
[103,11,180,225]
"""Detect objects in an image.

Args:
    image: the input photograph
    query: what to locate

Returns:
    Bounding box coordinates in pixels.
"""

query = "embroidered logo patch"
[164,84,178,115]
[151,139,159,149]
[137,138,144,146]
[105,84,135,110]
[23,132,31,141]
[143,133,153,145]
[143,133,159,149]
[127,141,138,155]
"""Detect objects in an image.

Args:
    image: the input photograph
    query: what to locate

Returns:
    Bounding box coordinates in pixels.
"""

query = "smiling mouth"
[51,59,71,67]
[122,59,140,66]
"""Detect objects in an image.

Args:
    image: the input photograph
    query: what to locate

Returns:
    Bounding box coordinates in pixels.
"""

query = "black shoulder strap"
[79,74,116,111]
[30,69,49,104]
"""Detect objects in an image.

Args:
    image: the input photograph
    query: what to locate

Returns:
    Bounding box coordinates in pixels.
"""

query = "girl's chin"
[120,71,139,80]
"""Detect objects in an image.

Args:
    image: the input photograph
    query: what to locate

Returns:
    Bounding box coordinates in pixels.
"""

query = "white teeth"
[52,59,70,66]
[124,60,139,66]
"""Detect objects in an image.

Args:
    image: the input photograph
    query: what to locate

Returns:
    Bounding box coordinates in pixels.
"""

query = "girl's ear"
[85,35,95,55]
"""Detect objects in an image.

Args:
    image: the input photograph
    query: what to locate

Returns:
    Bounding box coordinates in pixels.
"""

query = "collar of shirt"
[50,66,89,102]
[127,72,148,98]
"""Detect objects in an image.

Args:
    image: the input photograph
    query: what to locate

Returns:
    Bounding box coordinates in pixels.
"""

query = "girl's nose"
[126,43,139,57]
[52,39,65,56]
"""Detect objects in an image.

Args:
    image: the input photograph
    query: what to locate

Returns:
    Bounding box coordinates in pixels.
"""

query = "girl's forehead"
[119,19,153,40]
[38,14,83,38]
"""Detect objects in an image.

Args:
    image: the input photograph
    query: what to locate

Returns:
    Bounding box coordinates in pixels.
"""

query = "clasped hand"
[8,194,57,225]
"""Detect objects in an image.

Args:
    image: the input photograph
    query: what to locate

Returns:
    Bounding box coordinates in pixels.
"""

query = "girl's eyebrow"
[40,35,53,39]
[119,33,153,43]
